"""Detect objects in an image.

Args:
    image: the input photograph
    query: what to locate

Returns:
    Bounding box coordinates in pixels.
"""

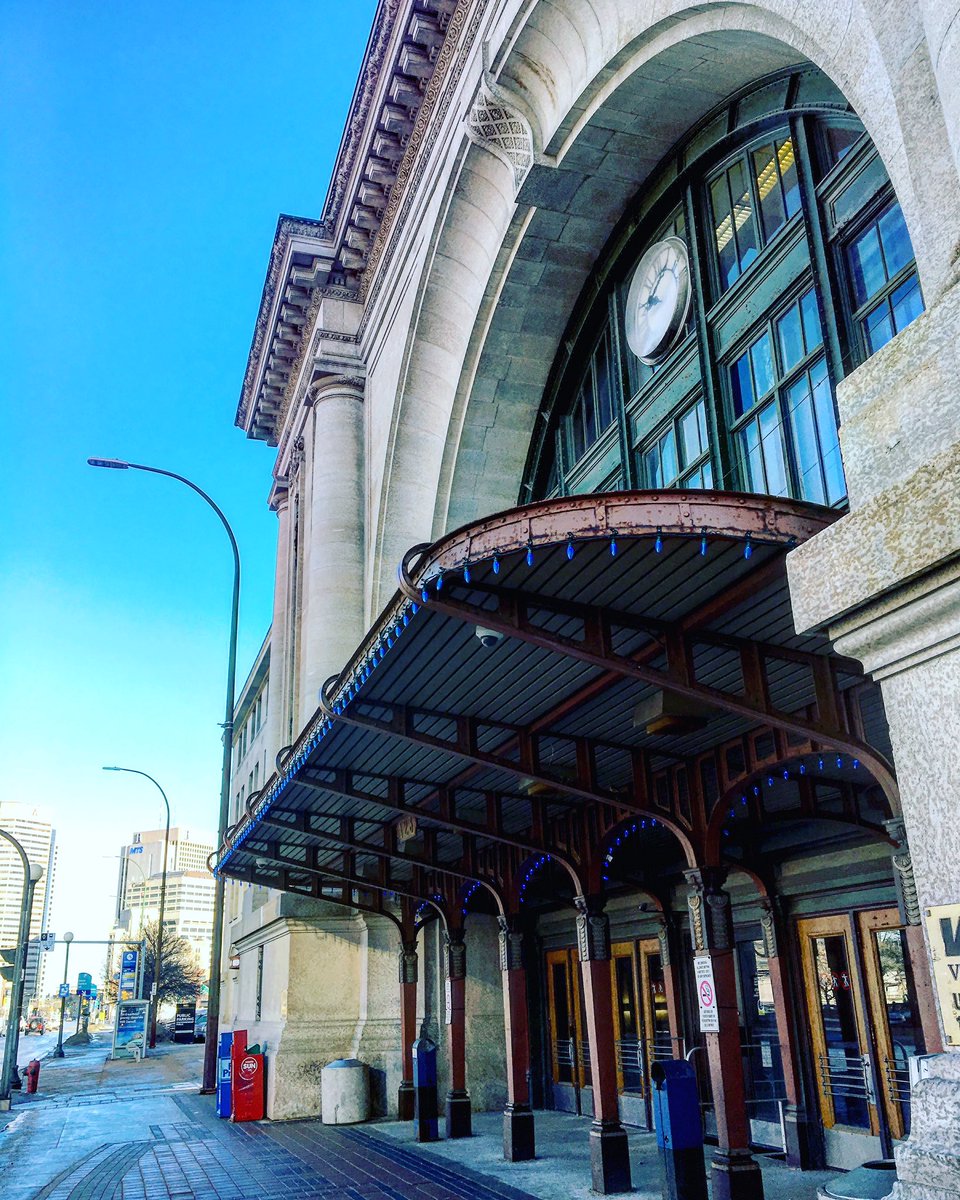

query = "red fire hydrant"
[25,1059,40,1094]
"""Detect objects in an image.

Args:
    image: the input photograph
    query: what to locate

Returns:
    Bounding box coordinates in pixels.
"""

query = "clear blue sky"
[0,1,377,986]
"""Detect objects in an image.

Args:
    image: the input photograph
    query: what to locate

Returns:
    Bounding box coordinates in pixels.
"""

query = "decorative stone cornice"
[466,71,535,193]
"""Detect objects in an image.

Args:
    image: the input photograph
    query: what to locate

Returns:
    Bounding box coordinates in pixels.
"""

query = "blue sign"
[58,983,70,999]
[121,950,138,969]
[112,999,149,1061]
[128,845,143,854]
[120,949,139,1001]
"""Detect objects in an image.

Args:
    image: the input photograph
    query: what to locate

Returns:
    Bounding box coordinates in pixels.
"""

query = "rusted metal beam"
[227,862,405,932]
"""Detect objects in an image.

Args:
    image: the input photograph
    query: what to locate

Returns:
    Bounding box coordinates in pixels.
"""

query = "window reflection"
[848,201,923,354]
[641,397,712,489]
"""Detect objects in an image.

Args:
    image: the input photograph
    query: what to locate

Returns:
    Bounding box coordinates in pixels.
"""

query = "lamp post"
[0,828,43,1106]
[53,932,75,1058]
[102,768,170,1048]
[88,457,239,1091]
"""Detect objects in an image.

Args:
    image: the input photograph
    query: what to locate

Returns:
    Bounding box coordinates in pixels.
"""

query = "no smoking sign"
[694,956,720,1032]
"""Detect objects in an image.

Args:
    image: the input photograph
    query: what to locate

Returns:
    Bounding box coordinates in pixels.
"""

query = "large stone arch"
[369,0,960,612]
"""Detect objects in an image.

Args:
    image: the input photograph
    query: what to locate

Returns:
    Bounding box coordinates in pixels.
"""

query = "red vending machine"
[230,1031,265,1122]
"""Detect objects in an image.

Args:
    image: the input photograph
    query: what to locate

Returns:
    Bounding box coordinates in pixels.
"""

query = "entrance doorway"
[611,938,671,1127]
[797,909,926,1169]
[546,948,589,1115]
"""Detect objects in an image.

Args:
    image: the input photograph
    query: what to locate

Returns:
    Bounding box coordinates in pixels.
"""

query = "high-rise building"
[0,801,57,1011]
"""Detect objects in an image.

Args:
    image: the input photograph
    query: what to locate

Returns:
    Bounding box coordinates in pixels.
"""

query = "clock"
[624,236,692,365]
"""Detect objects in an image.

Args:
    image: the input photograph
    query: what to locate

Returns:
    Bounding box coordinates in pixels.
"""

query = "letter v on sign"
[940,917,960,957]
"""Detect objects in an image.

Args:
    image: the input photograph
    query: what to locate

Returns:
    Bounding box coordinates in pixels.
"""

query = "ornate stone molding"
[497,916,524,971]
[575,895,611,963]
[399,939,419,984]
[444,931,466,980]
[886,817,922,925]
[466,72,535,193]
[655,916,672,968]
[685,868,733,952]
[759,900,780,959]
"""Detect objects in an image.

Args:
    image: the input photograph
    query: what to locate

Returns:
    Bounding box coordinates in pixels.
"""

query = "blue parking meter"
[412,1032,438,1143]
[651,1059,706,1200]
[216,1032,233,1118]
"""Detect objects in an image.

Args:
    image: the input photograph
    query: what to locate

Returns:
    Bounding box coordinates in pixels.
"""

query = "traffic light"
[0,948,18,983]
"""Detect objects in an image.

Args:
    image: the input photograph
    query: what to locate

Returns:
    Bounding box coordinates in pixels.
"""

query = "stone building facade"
[219,2,960,1196]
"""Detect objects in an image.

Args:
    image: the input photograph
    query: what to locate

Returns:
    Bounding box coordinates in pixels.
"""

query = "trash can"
[321,1058,370,1125]
[651,1058,707,1200]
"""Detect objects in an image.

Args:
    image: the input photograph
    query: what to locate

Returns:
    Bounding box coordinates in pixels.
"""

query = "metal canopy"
[215,491,896,912]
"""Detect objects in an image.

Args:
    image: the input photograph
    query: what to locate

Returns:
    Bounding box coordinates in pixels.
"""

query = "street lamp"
[0,830,43,1106]
[53,932,75,1059]
[103,768,170,1048]
[88,457,239,1091]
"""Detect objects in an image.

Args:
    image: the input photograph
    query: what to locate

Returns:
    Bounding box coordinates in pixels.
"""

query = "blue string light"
[609,533,618,557]
[518,855,551,905]
[700,530,708,556]
[436,572,443,592]
[526,545,534,567]
[492,555,500,575]
[421,587,429,603]
[463,563,471,584]
[566,539,575,560]
[655,529,663,554]
[744,537,753,560]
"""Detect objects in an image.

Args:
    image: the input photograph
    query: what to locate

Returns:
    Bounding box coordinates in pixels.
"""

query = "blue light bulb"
[463,564,471,583]
[436,573,443,591]
[492,555,500,574]
[700,532,708,556]
[566,540,575,560]
[526,545,534,567]
[655,530,663,554]
[421,588,429,603]
[610,537,618,557]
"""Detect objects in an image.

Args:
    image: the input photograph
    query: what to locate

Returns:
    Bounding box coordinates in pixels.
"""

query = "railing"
[884,1055,911,1105]
[818,1052,873,1105]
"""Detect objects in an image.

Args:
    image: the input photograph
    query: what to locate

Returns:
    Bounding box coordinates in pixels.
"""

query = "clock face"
[624,236,692,365]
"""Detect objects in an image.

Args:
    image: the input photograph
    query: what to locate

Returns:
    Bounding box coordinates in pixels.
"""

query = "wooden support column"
[656,916,684,1058]
[686,869,764,1200]
[758,899,812,1167]
[576,895,632,1195]
[443,929,471,1138]
[499,916,535,1161]
[887,819,944,1053]
[398,938,418,1120]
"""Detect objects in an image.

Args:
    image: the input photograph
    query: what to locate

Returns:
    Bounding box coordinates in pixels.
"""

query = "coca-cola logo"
[239,1056,258,1079]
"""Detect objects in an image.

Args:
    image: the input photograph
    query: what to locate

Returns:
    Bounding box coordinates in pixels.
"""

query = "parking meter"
[412,1031,438,1142]
[651,1059,707,1200]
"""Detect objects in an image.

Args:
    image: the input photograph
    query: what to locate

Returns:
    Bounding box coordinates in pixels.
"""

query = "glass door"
[858,908,925,1141]
[546,948,586,1113]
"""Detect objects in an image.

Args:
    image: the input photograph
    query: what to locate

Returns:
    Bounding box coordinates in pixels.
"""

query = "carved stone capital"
[759,899,779,959]
[655,915,672,968]
[497,916,524,972]
[444,931,466,980]
[575,895,610,963]
[685,868,733,952]
[399,939,418,984]
[466,71,535,194]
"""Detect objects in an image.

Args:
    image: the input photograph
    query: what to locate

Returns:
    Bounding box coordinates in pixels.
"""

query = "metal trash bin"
[321,1058,370,1125]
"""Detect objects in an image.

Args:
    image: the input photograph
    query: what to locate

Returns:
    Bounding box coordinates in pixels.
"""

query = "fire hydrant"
[25,1059,40,1094]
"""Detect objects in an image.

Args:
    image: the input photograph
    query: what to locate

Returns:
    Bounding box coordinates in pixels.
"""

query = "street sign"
[78,971,92,991]
[58,983,70,999]
[120,949,139,1001]
[39,931,56,951]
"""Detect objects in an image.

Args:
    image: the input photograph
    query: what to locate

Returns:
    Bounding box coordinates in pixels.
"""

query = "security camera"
[475,626,504,649]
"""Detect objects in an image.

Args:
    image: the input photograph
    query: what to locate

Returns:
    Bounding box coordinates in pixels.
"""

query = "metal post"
[0,830,42,1105]
[53,934,73,1058]
[102,768,170,1048]
[87,458,239,1092]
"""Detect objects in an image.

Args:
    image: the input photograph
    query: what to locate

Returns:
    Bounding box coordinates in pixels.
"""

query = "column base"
[589,1119,632,1194]
[782,1103,816,1170]
[445,1089,472,1139]
[710,1149,764,1200]
[398,1080,415,1122]
[503,1105,535,1161]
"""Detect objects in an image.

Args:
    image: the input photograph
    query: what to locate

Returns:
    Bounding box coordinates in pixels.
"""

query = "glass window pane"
[750,332,775,398]
[777,303,804,374]
[849,224,886,306]
[729,158,759,272]
[583,382,597,448]
[701,459,714,488]
[752,141,786,240]
[759,402,789,496]
[800,288,823,353]
[786,369,826,504]
[778,137,801,217]
[878,203,912,279]
[569,405,585,462]
[864,299,895,354]
[644,443,662,488]
[660,428,678,485]
[711,173,739,289]
[740,418,765,492]
[891,273,923,335]
[680,401,706,465]
[595,335,615,430]
[823,124,861,170]
[810,358,845,503]
[731,352,754,417]
[812,935,871,1129]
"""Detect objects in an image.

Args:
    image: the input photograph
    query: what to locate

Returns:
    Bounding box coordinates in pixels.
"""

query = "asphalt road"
[13,1029,59,1067]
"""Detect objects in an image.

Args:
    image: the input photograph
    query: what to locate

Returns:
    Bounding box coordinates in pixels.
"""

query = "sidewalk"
[1,1038,838,1200]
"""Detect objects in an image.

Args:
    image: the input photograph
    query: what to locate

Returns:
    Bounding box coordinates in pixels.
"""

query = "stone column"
[299,375,365,730]
[686,869,763,1200]
[498,916,535,1161]
[398,939,418,1120]
[758,899,812,1168]
[576,895,632,1195]
[443,930,471,1137]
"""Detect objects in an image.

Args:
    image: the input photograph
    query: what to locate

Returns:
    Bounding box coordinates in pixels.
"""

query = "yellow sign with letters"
[925,903,960,1047]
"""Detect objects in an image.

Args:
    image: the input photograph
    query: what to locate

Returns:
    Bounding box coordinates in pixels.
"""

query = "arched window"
[523,67,923,505]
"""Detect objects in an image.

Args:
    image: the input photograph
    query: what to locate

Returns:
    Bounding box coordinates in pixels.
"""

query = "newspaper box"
[231,1050,265,1122]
